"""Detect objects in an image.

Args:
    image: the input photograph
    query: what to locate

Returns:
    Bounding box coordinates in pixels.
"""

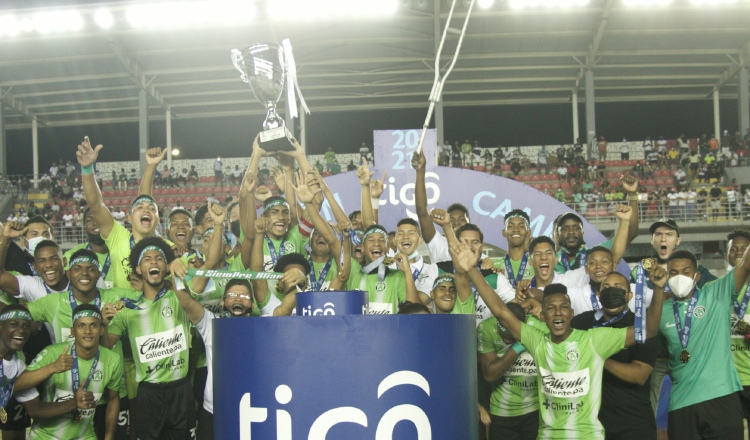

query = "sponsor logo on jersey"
[161,306,174,318]
[375,282,386,292]
[135,325,188,363]
[539,368,590,398]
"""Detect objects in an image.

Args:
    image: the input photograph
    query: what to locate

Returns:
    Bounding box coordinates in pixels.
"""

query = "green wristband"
[81,165,94,175]
[511,341,526,354]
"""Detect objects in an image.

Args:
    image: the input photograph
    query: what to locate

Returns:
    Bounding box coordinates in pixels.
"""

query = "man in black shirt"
[709,184,723,220]
[571,270,659,440]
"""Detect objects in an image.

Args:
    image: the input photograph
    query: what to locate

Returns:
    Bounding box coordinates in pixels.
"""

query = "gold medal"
[680,349,690,364]
[113,301,126,311]
[383,257,394,266]
[1,407,7,424]
[641,258,653,271]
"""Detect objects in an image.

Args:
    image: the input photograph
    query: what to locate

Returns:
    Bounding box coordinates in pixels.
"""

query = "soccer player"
[2,216,54,277]
[727,229,750,430]
[19,304,122,440]
[455,241,666,439]
[502,209,533,287]
[391,218,439,302]
[100,237,193,440]
[658,247,750,439]
[172,278,254,440]
[63,208,113,289]
[166,208,195,255]
[571,271,659,440]
[430,275,457,314]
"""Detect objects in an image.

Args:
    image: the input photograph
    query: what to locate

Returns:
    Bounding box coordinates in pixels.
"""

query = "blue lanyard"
[120,286,168,310]
[0,358,18,409]
[733,283,750,320]
[673,289,700,350]
[411,262,424,282]
[593,309,629,328]
[504,253,528,288]
[309,258,332,291]
[634,263,646,344]
[69,290,101,315]
[265,236,287,267]
[71,343,99,395]
[86,245,111,282]
[561,247,587,271]
[590,285,601,311]
[27,260,38,277]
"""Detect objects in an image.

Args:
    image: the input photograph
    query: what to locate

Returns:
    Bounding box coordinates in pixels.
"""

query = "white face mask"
[25,236,46,255]
[668,274,697,299]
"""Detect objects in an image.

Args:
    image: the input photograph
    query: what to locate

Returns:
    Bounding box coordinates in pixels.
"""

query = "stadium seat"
[561,181,570,189]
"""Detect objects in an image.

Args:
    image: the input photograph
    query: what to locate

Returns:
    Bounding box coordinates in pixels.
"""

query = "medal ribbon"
[673,288,700,352]
[69,290,101,318]
[0,359,18,410]
[504,253,528,288]
[120,286,168,310]
[361,256,387,281]
[561,247,587,271]
[634,263,646,344]
[86,244,111,282]
[593,309,629,328]
[265,236,287,267]
[309,258,332,291]
[71,343,99,399]
[590,285,601,311]
[732,282,750,320]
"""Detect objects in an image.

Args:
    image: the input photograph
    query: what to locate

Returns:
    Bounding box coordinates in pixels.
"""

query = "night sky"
[4,98,740,175]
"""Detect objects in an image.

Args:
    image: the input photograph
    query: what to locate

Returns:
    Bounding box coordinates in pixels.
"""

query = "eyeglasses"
[225,292,252,300]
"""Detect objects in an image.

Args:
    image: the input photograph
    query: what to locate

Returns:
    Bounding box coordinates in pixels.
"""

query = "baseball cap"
[649,218,679,235]
[556,212,583,228]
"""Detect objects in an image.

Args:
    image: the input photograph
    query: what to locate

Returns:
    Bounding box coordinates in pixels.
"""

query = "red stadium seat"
[561,181,570,189]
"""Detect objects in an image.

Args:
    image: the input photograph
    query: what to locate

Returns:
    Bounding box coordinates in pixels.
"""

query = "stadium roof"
[1,0,749,131]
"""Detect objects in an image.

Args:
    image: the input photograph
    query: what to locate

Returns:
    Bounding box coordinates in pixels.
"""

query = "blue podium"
[213,314,478,439]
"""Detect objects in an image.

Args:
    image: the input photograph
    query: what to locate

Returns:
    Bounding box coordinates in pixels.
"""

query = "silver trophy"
[231,41,308,152]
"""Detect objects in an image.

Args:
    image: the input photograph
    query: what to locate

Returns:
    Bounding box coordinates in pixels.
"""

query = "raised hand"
[521,298,543,321]
[170,242,189,258]
[278,268,306,294]
[480,257,495,271]
[614,203,633,221]
[76,136,103,168]
[240,171,257,196]
[411,149,426,171]
[621,175,639,194]
[430,209,451,228]
[254,216,270,235]
[278,137,305,160]
[251,133,268,157]
[50,345,73,374]
[515,279,532,302]
[357,158,375,187]
[271,166,286,194]
[168,259,188,280]
[394,252,411,272]
[370,172,387,199]
[207,202,227,227]
[290,171,322,204]
[100,303,118,326]
[2,221,28,240]
[145,147,168,167]
[646,258,668,290]
[75,380,96,410]
[450,242,480,273]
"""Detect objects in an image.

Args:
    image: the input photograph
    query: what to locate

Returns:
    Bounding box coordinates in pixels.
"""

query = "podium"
[213,314,478,439]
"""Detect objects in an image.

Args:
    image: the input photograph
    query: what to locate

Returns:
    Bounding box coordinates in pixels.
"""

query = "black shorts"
[135,377,195,440]
[196,407,213,440]
[0,396,31,431]
[668,392,743,440]
[739,386,750,420]
[489,411,538,440]
[93,396,129,440]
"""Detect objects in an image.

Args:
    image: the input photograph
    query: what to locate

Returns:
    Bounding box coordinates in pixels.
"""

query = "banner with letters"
[213,315,478,439]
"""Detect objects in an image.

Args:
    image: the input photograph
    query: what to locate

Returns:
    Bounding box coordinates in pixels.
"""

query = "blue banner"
[296,290,369,316]
[213,315,478,439]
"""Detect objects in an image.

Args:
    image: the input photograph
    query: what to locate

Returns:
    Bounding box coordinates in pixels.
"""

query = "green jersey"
[27,342,122,440]
[310,258,339,291]
[478,317,548,417]
[555,238,614,274]
[659,270,741,411]
[63,244,115,289]
[731,281,750,386]
[262,225,309,272]
[108,290,191,384]
[521,323,626,440]
[102,222,172,289]
[346,259,406,314]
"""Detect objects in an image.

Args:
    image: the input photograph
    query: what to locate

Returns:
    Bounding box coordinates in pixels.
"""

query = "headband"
[0,310,32,322]
[73,309,102,323]
[137,245,166,265]
[263,198,290,213]
[69,255,100,270]
[362,227,388,243]
[203,228,231,246]
[432,275,456,290]
[505,212,530,228]
[130,195,158,214]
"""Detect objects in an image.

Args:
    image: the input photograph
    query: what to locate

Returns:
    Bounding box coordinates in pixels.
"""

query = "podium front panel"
[213,314,478,439]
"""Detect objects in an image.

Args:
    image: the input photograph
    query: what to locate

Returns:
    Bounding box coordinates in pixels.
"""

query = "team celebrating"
[0,132,747,440]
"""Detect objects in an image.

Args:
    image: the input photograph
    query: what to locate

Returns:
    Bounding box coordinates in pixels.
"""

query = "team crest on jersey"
[93,370,103,382]
[283,242,295,253]
[161,306,174,318]
[566,349,579,362]
[375,282,386,292]
[694,306,706,318]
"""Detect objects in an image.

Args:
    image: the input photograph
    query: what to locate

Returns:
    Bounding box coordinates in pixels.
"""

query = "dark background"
[4,98,740,174]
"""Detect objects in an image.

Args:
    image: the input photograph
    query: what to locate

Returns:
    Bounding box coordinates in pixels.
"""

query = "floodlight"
[172,148,180,156]
[478,0,495,9]
[0,16,20,37]
[94,9,114,29]
[19,17,33,33]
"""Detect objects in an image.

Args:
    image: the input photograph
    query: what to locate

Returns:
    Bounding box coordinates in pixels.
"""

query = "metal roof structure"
[1,0,749,131]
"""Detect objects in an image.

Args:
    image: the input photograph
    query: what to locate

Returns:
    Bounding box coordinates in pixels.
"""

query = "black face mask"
[599,287,628,309]
[230,220,241,239]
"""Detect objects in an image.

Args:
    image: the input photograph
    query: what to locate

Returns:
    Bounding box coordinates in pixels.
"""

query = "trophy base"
[259,127,294,152]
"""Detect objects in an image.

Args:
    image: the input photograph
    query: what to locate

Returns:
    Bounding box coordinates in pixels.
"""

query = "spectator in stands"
[451,142,462,167]
[688,151,701,178]
[315,160,324,174]
[324,147,336,172]
[567,161,579,181]
[596,161,606,179]
[461,140,473,167]
[40,173,51,191]
[744,188,750,220]
[553,187,566,203]
[631,161,643,178]
[600,179,611,193]
[73,209,83,242]
[582,179,594,193]
[65,160,76,176]
[49,162,58,179]
[656,135,668,153]
[571,188,583,210]
[492,148,504,175]
[573,137,584,155]
[214,156,222,186]
[62,209,73,242]
[347,160,356,172]
[188,165,199,182]
[438,140,451,166]
[708,133,719,153]
[620,142,629,160]
[643,136,654,160]
[710,183,723,220]
[686,187,697,221]
[19,176,30,204]
[696,187,708,219]
[677,188,688,221]
[177,168,189,187]
[483,149,493,171]
[677,133,689,155]
[674,168,688,188]
[556,163,567,181]
[510,154,522,176]
[331,160,341,174]
[159,165,171,188]
[231,165,242,185]
[556,145,566,165]
[667,188,678,218]
[668,146,679,168]
[727,186,738,221]
[643,161,655,180]
[117,168,127,191]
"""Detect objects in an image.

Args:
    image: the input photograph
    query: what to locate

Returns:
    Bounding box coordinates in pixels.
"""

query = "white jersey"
[195,312,215,413]
[5,355,40,404]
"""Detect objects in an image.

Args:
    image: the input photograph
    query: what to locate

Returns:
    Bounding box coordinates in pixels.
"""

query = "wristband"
[371,197,380,209]
[511,341,526,354]
[81,165,94,175]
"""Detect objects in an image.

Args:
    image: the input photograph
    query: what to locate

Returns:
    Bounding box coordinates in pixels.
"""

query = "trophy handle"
[230,49,249,84]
